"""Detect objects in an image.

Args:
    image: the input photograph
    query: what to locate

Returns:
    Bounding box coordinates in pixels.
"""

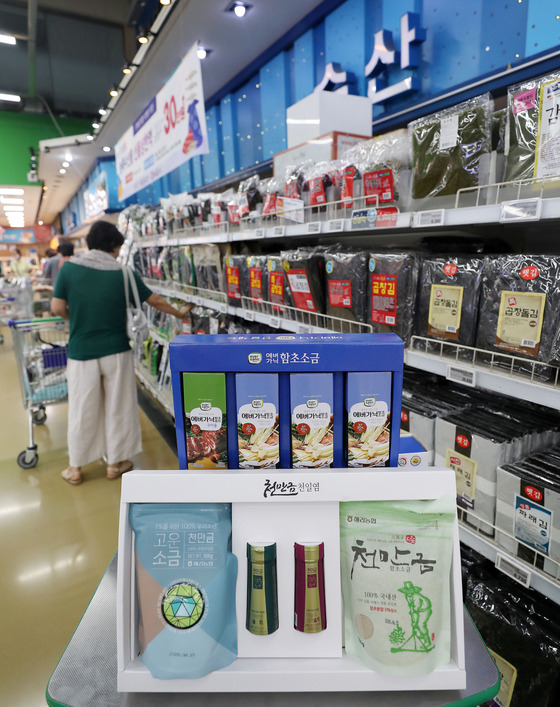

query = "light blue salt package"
[129,503,238,679]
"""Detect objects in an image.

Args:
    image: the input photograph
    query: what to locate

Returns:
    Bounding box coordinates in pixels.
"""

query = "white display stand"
[286,91,372,147]
[117,468,465,693]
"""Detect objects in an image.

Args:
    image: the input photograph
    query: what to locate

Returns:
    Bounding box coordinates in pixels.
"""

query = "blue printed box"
[346,372,392,468]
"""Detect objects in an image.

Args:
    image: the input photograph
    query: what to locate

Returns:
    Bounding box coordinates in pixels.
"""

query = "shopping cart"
[0,279,34,344]
[9,317,69,469]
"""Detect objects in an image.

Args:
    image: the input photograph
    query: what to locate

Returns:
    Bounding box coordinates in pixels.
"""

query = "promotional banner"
[115,43,209,201]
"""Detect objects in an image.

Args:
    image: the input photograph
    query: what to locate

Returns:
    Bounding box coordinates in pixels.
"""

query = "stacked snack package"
[367,252,419,345]
[266,255,295,317]
[281,248,325,314]
[475,255,560,370]
[303,160,340,214]
[224,254,246,308]
[238,175,263,222]
[361,129,411,208]
[283,163,308,199]
[323,249,367,323]
[244,255,268,305]
[415,257,484,346]
[504,70,560,183]
[409,93,493,200]
[260,177,281,221]
[192,244,222,293]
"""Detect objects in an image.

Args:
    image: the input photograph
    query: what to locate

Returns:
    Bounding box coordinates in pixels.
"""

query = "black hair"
[86,221,125,252]
[58,242,75,257]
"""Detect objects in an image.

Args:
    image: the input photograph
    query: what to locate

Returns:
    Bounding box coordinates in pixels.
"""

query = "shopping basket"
[9,317,69,469]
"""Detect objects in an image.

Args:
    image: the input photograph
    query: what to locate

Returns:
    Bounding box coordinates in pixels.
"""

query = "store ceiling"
[1,0,335,228]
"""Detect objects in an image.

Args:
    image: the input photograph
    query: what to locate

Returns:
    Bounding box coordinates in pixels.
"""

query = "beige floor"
[0,327,178,706]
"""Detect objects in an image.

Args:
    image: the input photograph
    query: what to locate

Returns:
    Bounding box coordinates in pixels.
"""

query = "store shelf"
[405,337,560,410]
[146,281,373,335]
[459,520,560,605]
[134,361,174,418]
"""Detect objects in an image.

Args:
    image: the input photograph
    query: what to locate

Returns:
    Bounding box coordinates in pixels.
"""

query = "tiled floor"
[0,327,178,706]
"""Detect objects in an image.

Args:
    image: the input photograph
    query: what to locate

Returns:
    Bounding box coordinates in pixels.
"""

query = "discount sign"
[115,42,209,201]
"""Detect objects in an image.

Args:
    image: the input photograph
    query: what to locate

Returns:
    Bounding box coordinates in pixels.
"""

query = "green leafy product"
[409,93,492,199]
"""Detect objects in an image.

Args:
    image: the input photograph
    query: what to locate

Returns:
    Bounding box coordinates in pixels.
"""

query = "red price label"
[191,424,201,435]
[296,423,310,436]
[353,421,367,434]
[456,434,470,448]
[242,423,256,436]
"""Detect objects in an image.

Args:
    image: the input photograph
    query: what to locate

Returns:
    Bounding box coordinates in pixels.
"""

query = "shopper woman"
[51,220,191,485]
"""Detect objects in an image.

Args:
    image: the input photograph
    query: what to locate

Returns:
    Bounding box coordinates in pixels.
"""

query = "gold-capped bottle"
[294,542,326,633]
[246,542,279,635]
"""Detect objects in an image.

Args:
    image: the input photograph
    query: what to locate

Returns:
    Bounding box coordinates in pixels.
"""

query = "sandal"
[107,460,133,480]
[61,468,82,486]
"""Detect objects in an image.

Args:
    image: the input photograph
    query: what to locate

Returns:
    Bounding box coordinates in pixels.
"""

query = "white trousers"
[67,350,142,468]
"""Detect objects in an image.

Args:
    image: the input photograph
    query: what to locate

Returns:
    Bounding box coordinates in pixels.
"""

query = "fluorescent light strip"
[0,92,21,103]
[0,188,24,195]
[0,34,16,45]
[0,197,24,204]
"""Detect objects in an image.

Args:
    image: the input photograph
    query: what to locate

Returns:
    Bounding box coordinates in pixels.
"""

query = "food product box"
[290,373,333,468]
[346,372,392,467]
[496,461,560,577]
[183,373,228,469]
[398,433,431,469]
[236,374,279,469]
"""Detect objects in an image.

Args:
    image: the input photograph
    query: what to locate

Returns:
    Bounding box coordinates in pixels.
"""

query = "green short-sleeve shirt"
[54,262,152,360]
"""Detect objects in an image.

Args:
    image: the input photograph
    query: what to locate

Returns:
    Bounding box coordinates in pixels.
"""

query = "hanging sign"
[115,43,209,201]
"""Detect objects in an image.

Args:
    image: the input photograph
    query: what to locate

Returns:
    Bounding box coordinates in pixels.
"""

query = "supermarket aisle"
[0,327,178,707]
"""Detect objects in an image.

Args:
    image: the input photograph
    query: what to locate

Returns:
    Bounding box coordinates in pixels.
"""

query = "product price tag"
[272,226,285,237]
[297,323,310,334]
[215,302,227,314]
[328,219,344,232]
[192,296,202,306]
[254,228,265,239]
[413,209,445,227]
[499,198,542,223]
[495,553,531,588]
[446,364,477,387]
[243,310,255,321]
[307,221,321,235]
[269,317,280,329]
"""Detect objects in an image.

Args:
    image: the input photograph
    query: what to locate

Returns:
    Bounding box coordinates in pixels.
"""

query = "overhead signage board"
[115,43,209,201]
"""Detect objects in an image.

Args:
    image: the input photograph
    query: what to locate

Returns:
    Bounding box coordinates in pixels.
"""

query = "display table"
[46,553,499,707]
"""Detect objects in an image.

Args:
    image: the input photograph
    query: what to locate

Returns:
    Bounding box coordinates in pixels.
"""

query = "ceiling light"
[197,46,208,60]
[86,134,94,141]
[0,198,24,204]
[59,168,66,174]
[0,188,24,195]
[0,34,16,45]
[92,121,100,129]
[62,161,69,168]
[160,0,171,5]
[234,3,247,17]
[64,152,72,161]
[99,107,107,115]
[137,29,149,44]
[102,146,111,153]
[38,220,43,225]
[109,86,119,98]
[4,205,24,211]
[122,65,132,75]
[0,92,21,103]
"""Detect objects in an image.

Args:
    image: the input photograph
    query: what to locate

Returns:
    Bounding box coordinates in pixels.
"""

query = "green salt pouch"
[340,497,456,676]
[129,503,238,679]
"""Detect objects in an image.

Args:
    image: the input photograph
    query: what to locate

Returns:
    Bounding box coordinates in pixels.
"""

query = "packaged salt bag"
[129,503,238,680]
[340,497,456,676]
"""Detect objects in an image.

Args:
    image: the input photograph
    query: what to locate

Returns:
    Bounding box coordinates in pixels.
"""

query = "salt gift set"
[170,332,404,470]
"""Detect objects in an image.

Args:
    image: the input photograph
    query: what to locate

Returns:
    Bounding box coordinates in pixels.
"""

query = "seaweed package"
[281,248,324,314]
[245,254,267,304]
[504,70,560,182]
[223,254,246,307]
[361,129,412,206]
[367,252,419,345]
[266,255,295,316]
[476,254,560,364]
[340,497,456,676]
[409,93,493,199]
[191,244,222,293]
[416,257,484,346]
[324,250,368,323]
[304,161,340,211]
[129,503,238,680]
